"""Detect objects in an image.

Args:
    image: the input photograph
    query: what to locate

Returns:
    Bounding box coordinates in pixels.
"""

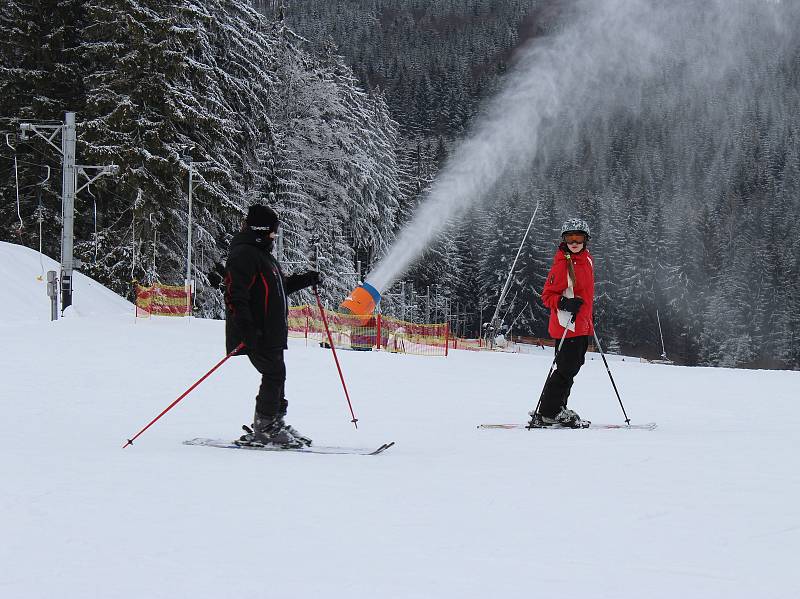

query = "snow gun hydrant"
[340,282,382,324]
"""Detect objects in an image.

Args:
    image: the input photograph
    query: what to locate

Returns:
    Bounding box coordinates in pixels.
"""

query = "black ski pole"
[527,325,570,428]
[592,330,631,424]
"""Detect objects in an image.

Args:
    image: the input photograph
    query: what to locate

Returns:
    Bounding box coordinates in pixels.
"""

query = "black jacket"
[224,230,316,355]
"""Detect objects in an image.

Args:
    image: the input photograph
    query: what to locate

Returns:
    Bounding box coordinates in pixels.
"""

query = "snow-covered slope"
[0,241,132,323]
[1,241,798,599]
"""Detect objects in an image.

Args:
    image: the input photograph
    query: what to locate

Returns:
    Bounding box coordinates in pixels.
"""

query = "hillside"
[1,241,798,598]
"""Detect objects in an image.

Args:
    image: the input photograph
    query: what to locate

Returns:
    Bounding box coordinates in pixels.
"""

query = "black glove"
[558,296,584,320]
[303,270,322,288]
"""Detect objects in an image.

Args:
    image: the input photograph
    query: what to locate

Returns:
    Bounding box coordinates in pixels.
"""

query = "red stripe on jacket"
[259,273,269,319]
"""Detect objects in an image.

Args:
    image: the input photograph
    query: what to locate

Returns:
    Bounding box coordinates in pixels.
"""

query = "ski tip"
[368,441,395,455]
[478,422,658,431]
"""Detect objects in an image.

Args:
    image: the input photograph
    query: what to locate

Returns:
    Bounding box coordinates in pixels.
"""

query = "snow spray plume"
[363,0,794,295]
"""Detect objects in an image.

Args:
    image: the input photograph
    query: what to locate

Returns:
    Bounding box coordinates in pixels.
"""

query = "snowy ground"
[2,240,799,599]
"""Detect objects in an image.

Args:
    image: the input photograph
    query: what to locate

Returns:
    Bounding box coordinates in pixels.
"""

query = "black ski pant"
[538,335,590,418]
[248,350,288,419]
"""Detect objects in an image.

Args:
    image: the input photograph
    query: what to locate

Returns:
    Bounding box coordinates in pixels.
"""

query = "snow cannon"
[341,282,382,325]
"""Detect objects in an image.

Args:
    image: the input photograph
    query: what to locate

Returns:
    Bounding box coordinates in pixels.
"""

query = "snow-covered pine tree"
[75,0,283,314]
[772,131,800,366]
[0,0,82,248]
[192,0,283,313]
[476,194,522,334]
[261,28,402,305]
[77,0,230,298]
[658,196,702,364]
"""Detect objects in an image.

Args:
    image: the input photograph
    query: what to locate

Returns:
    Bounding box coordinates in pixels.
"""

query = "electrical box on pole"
[46,270,59,321]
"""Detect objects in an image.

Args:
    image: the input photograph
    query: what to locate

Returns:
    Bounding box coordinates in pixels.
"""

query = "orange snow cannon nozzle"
[340,282,381,325]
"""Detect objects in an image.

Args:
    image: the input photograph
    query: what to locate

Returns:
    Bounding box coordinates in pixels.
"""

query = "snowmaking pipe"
[486,199,540,337]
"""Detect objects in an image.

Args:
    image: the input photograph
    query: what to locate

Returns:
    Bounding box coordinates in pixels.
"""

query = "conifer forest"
[2,0,799,369]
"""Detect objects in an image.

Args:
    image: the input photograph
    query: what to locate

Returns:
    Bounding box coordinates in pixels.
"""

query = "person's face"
[563,233,586,253]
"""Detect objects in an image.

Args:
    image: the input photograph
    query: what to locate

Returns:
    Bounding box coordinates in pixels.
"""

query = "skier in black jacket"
[224,204,320,447]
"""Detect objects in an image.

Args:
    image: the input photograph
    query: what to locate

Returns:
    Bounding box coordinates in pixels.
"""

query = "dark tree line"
[280,0,800,369]
[0,0,401,313]
[1,0,798,369]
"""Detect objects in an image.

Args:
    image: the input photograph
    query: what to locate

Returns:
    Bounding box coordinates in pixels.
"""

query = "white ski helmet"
[561,218,591,239]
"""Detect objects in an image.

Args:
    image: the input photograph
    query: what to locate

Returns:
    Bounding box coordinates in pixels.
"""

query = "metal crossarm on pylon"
[19,112,118,313]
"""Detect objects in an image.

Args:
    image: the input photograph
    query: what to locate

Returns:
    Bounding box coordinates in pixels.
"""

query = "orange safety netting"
[135,283,192,317]
[446,337,562,353]
[288,305,449,357]
[449,337,484,351]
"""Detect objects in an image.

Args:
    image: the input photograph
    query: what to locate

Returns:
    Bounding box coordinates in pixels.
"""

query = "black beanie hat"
[246,204,279,232]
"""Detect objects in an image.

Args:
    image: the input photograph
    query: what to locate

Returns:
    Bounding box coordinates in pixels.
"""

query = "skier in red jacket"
[528,218,594,428]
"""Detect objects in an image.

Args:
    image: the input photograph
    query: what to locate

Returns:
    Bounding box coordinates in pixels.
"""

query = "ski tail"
[184,438,395,455]
[478,422,657,431]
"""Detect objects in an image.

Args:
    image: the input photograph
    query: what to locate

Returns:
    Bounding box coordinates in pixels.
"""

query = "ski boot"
[527,407,590,429]
[280,421,312,448]
[235,413,311,448]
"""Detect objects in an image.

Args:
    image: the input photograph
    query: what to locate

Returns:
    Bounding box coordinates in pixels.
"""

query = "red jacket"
[541,244,595,338]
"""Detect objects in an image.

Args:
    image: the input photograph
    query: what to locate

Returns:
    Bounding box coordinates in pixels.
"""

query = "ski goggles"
[564,235,586,244]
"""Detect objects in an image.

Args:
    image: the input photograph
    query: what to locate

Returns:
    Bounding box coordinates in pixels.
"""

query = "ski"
[183,438,395,455]
[477,422,658,431]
